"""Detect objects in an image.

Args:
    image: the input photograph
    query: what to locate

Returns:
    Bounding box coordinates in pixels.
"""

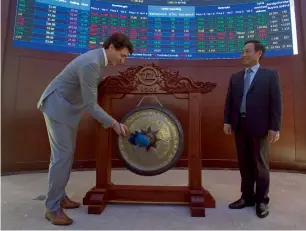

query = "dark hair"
[103,32,134,54]
[244,39,266,59]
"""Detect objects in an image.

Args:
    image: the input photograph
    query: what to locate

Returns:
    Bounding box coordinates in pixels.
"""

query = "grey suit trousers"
[43,113,77,212]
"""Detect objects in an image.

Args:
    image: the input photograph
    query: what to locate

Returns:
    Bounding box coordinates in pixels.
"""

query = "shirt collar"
[102,48,108,67]
[246,63,260,73]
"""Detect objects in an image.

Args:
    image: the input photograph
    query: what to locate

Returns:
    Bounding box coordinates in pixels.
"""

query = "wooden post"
[83,94,112,214]
[188,93,206,217]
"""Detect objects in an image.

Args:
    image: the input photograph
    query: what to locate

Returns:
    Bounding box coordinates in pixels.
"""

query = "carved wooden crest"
[99,63,217,94]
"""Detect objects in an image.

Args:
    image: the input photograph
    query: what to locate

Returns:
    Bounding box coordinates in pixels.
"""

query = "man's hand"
[268,130,280,143]
[223,123,232,135]
[111,121,129,136]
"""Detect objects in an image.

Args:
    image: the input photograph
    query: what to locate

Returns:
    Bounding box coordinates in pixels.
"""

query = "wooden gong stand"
[83,64,217,217]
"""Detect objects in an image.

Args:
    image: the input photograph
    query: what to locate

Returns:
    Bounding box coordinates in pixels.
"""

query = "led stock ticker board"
[13,0,298,60]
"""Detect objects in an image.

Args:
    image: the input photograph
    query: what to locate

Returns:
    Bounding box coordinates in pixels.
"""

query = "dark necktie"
[240,68,253,113]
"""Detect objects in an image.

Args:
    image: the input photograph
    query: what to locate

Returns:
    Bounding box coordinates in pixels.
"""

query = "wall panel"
[1,0,305,173]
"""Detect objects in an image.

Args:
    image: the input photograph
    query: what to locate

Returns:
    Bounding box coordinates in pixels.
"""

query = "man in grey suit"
[223,40,282,218]
[37,33,134,225]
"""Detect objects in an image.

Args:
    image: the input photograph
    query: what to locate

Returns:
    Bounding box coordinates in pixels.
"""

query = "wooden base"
[83,184,215,217]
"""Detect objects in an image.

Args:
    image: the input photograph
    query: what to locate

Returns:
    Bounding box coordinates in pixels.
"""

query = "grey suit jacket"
[37,48,115,128]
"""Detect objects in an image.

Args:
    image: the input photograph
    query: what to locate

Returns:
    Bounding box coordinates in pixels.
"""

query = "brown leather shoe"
[60,195,81,209]
[45,208,73,226]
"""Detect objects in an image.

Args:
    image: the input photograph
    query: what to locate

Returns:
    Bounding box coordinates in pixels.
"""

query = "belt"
[240,112,247,117]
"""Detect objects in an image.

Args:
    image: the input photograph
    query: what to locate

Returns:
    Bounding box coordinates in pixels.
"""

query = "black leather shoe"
[229,198,255,209]
[256,203,269,218]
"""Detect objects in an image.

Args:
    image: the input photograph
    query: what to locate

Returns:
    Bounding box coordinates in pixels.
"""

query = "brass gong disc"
[116,105,184,176]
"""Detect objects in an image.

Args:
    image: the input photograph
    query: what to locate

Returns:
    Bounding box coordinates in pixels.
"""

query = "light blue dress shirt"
[245,63,260,87]
[240,63,260,113]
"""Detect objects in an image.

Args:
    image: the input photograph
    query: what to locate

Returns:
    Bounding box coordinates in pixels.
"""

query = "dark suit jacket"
[224,66,283,136]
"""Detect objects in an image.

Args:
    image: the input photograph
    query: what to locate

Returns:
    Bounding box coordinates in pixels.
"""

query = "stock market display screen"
[13,0,298,60]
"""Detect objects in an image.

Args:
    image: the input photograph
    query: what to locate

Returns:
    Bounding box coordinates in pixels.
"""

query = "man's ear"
[257,50,263,58]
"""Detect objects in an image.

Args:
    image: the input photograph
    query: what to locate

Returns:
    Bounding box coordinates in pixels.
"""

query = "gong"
[116,105,184,176]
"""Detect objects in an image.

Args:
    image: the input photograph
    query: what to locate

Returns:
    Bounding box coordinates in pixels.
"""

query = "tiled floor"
[1,169,306,230]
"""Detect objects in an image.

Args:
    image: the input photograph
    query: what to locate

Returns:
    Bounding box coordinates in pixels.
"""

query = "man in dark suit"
[223,39,282,218]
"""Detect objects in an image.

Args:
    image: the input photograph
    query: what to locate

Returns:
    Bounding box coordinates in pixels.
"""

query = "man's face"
[241,43,262,68]
[107,44,130,66]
